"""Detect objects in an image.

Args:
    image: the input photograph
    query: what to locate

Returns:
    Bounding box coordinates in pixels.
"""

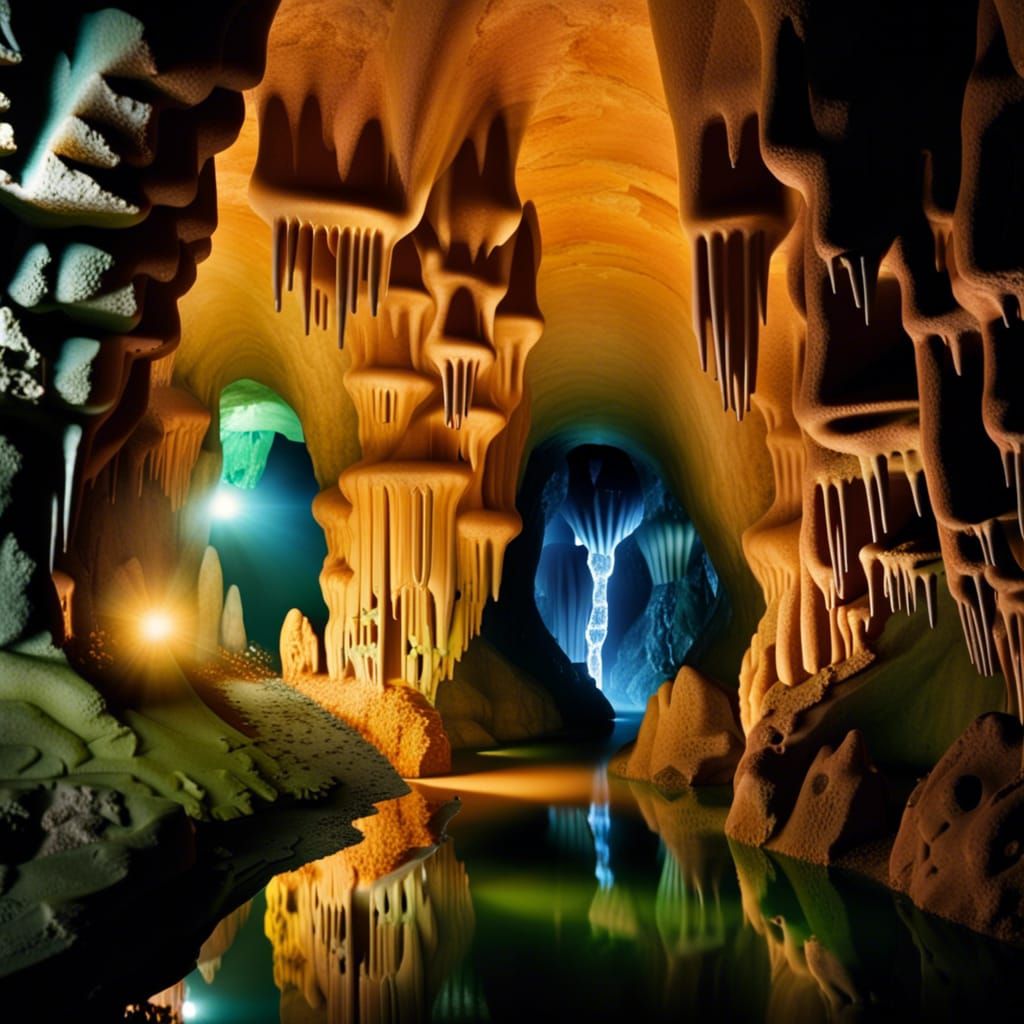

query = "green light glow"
[219,379,303,490]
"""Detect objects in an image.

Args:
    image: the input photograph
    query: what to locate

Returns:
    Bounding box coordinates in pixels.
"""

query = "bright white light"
[182,1000,198,1020]
[140,610,173,643]
[211,487,241,520]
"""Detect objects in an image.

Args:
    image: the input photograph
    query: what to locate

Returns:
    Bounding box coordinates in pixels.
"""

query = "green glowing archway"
[219,379,304,489]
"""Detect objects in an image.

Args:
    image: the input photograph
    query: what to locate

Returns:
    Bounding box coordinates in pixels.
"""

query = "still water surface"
[166,716,1024,1022]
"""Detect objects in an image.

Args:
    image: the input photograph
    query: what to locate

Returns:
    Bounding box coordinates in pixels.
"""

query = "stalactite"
[267,216,393,346]
[142,388,210,511]
[635,517,697,588]
[285,116,541,703]
[649,0,792,422]
[859,540,941,628]
[561,447,644,690]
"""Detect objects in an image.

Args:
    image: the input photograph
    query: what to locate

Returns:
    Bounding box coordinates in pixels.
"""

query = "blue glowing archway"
[525,436,724,709]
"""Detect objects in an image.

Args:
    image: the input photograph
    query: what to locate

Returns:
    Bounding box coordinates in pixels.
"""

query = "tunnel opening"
[509,438,723,712]
[208,379,328,658]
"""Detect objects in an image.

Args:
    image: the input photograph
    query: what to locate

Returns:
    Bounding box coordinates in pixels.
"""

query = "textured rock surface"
[610,560,720,708]
[285,673,451,777]
[771,730,888,864]
[891,713,1024,943]
[612,667,744,790]
[436,637,562,749]
[725,653,893,863]
[279,607,320,682]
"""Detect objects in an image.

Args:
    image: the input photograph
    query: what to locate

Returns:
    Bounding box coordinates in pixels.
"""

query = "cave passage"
[209,382,328,656]
[532,442,722,710]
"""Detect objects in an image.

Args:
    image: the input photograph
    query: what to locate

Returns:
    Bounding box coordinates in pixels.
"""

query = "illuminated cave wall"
[640,0,1024,766]
[0,1,279,667]
[4,0,1024,792]
[176,0,576,708]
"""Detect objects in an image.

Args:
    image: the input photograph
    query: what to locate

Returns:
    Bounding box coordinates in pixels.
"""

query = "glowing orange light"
[140,610,174,643]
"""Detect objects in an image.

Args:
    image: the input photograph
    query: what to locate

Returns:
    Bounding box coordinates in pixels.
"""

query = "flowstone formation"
[183,0,596,769]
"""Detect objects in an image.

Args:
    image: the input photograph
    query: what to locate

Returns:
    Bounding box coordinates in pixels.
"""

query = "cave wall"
[4,0,1023,785]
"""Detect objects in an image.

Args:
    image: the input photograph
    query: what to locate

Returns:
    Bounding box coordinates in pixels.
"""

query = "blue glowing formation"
[561,446,644,691]
[584,548,614,691]
[535,515,592,665]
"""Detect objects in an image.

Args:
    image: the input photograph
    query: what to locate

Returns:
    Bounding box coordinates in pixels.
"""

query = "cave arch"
[208,377,327,655]
[483,429,727,714]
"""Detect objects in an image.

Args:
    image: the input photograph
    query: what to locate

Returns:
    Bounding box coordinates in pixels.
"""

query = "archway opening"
[526,439,723,711]
[208,379,327,655]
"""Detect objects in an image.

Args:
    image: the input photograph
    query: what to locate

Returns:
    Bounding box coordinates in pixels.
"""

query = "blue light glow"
[588,770,614,890]
[211,485,242,521]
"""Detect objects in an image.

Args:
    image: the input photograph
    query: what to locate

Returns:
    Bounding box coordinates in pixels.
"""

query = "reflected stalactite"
[265,798,475,1023]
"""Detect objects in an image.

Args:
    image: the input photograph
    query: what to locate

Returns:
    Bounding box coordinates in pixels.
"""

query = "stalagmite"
[221,583,247,653]
[280,607,320,682]
[196,545,224,659]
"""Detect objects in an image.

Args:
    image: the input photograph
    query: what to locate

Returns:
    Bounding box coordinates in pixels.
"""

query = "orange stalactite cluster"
[648,0,1024,729]
[247,0,553,704]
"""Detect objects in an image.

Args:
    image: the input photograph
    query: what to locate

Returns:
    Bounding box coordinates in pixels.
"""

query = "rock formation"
[220,583,246,652]
[613,667,744,790]
[196,546,224,658]
[890,713,1024,943]
[437,636,562,749]
[280,607,320,681]
[725,654,893,865]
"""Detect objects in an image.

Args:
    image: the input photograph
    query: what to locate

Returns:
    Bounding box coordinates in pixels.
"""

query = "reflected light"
[140,610,174,643]
[211,487,241,520]
[182,1000,198,1021]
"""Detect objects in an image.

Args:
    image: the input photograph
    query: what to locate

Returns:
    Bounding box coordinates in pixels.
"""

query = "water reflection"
[256,791,471,1022]
[121,756,1024,1023]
